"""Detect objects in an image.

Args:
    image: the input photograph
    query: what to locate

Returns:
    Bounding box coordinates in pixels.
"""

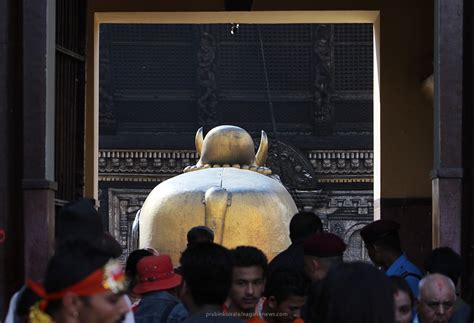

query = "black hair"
[390,276,414,307]
[125,249,154,289]
[40,240,113,315]
[187,226,214,247]
[231,246,268,276]
[55,199,122,258]
[289,212,323,243]
[180,242,233,307]
[44,241,111,292]
[424,247,462,286]
[313,262,394,323]
[264,267,308,303]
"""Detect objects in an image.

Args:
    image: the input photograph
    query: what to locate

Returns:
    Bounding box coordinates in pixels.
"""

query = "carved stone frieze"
[330,220,370,262]
[308,150,373,178]
[99,28,117,133]
[266,141,319,190]
[98,149,373,183]
[313,24,333,125]
[197,29,218,126]
[99,150,199,182]
[295,190,373,220]
[107,188,150,263]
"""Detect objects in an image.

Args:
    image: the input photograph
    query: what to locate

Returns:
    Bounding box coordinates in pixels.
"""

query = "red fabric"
[303,232,346,257]
[27,267,107,310]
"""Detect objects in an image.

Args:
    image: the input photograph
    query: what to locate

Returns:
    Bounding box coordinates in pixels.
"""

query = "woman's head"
[312,262,394,323]
[390,276,414,323]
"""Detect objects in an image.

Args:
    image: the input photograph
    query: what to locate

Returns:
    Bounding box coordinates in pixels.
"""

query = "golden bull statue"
[138,125,298,264]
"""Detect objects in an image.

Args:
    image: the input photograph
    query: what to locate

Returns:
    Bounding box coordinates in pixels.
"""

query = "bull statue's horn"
[255,130,268,166]
[195,127,204,156]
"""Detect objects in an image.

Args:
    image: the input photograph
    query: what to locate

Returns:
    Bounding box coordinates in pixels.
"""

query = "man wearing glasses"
[416,273,456,323]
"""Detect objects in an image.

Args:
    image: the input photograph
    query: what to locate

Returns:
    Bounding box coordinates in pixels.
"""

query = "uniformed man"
[301,232,346,322]
[302,232,346,282]
[361,219,423,297]
[267,211,323,278]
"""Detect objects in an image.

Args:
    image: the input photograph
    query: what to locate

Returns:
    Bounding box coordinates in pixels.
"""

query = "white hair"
[418,273,456,300]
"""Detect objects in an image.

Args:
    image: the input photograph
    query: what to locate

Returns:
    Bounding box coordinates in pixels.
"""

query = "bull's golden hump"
[139,167,297,265]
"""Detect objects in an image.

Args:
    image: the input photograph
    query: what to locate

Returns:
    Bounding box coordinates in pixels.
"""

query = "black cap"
[56,199,122,257]
[44,241,112,293]
[360,220,400,244]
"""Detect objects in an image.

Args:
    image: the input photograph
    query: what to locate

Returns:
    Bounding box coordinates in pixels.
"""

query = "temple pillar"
[22,0,57,279]
[432,0,464,253]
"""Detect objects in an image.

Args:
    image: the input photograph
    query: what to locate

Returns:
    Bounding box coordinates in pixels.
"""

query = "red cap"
[133,255,182,294]
[303,232,346,257]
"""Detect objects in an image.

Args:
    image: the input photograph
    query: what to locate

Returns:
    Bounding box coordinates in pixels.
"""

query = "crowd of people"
[4,199,474,323]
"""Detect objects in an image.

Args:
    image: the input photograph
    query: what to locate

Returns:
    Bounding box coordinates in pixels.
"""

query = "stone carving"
[99,28,117,133]
[98,149,373,182]
[107,188,150,263]
[325,191,373,218]
[313,24,333,124]
[265,141,319,190]
[99,150,198,178]
[197,29,218,126]
[340,222,371,262]
[308,151,373,175]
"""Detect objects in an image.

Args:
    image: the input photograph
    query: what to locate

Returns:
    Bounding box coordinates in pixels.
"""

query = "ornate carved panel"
[99,148,373,262]
[99,27,117,134]
[197,28,218,127]
[313,24,333,128]
[266,141,319,190]
[107,188,150,262]
[99,148,372,183]
[99,150,199,182]
[308,150,373,183]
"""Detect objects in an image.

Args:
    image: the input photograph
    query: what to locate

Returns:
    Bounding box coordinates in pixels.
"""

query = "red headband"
[27,261,125,311]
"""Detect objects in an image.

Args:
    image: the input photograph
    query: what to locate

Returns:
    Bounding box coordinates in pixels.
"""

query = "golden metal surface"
[195,125,267,168]
[139,126,298,265]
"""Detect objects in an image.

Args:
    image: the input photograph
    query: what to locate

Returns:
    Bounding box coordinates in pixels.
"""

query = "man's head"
[229,246,268,313]
[133,255,182,295]
[264,268,308,323]
[417,273,456,323]
[56,199,122,258]
[360,220,402,267]
[186,226,214,248]
[289,211,323,243]
[125,249,154,292]
[314,262,394,323]
[303,232,346,282]
[424,247,462,286]
[179,242,233,312]
[30,241,129,323]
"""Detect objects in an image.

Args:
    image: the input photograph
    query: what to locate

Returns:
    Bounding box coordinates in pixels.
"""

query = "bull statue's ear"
[255,130,268,166]
[195,127,204,155]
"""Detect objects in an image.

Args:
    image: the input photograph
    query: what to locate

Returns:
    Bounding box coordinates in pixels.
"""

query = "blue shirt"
[135,291,187,323]
[167,303,189,323]
[386,254,423,297]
